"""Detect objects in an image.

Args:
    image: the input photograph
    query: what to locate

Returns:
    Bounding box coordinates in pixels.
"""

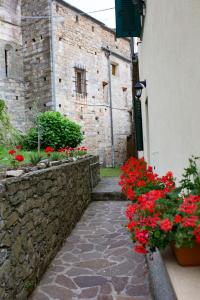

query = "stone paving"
[91,178,126,201]
[30,202,152,300]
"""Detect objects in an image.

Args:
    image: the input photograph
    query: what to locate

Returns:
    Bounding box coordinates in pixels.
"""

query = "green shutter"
[115,0,142,38]
[134,98,144,151]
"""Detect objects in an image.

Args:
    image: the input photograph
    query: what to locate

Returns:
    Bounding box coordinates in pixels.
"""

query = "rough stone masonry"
[0,0,134,166]
[0,156,100,300]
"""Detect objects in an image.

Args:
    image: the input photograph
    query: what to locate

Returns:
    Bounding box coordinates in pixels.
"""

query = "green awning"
[115,0,142,38]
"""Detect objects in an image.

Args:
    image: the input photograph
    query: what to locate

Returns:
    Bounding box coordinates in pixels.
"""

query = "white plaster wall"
[138,0,200,180]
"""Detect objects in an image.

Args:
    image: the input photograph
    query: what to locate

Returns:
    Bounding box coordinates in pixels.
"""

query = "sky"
[64,0,116,28]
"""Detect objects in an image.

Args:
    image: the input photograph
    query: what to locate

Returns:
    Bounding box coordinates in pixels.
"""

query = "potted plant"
[123,156,200,266]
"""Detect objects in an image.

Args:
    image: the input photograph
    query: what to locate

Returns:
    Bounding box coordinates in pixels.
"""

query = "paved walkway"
[30,201,152,300]
[91,178,126,201]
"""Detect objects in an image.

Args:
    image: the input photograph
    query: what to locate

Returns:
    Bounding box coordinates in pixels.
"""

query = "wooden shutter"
[115,0,142,38]
[134,97,144,151]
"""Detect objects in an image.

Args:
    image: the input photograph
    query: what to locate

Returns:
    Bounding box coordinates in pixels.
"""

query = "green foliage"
[29,153,44,166]
[179,156,200,196]
[49,152,65,161]
[0,99,22,146]
[24,111,83,150]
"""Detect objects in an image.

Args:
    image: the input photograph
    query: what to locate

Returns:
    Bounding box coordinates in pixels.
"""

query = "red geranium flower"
[181,216,198,228]
[127,188,135,200]
[134,245,148,254]
[15,155,24,162]
[174,215,182,224]
[8,149,16,155]
[159,218,173,232]
[45,146,54,153]
[15,145,22,150]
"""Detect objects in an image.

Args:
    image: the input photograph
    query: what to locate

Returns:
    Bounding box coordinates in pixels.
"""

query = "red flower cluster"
[8,149,24,164]
[8,149,16,155]
[45,146,54,153]
[119,157,175,201]
[122,157,200,254]
[179,195,200,214]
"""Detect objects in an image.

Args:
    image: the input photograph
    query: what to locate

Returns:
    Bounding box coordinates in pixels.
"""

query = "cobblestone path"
[30,202,152,300]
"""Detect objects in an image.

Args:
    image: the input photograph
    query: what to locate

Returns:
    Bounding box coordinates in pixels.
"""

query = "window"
[5,50,8,77]
[103,81,109,103]
[5,45,13,78]
[122,87,128,106]
[111,63,118,76]
[75,67,87,96]
[75,15,79,23]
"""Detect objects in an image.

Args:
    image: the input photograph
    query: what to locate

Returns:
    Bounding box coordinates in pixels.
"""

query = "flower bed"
[0,145,89,178]
[120,156,200,256]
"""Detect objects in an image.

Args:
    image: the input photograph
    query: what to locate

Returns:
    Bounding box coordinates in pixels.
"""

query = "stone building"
[0,0,133,166]
[0,0,25,131]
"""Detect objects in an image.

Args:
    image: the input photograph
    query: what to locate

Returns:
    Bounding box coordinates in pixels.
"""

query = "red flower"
[127,220,137,230]
[181,216,198,228]
[15,155,24,162]
[58,148,64,152]
[174,215,182,224]
[126,204,137,220]
[8,149,16,155]
[134,245,148,254]
[127,188,135,200]
[135,228,149,245]
[15,145,22,150]
[194,226,200,244]
[159,218,173,232]
[45,146,54,153]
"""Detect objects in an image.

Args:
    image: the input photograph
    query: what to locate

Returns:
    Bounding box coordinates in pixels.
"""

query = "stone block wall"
[0,156,100,300]
[53,1,133,166]
[0,0,26,132]
[21,0,52,127]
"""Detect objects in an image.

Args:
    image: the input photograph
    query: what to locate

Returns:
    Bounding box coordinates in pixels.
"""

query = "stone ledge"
[146,250,177,300]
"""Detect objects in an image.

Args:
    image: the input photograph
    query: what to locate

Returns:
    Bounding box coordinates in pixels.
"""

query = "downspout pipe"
[49,0,57,110]
[105,50,115,168]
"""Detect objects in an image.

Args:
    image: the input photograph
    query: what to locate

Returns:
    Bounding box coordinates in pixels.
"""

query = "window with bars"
[75,67,87,96]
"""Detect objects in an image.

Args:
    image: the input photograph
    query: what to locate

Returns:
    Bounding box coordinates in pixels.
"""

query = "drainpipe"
[49,0,57,110]
[105,51,115,168]
[131,37,139,158]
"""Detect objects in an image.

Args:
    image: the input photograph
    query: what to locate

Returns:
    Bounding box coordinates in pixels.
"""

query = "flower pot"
[171,242,200,266]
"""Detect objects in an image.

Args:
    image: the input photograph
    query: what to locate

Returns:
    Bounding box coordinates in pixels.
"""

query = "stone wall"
[21,0,52,127]
[0,156,100,300]
[0,0,25,132]
[53,0,133,166]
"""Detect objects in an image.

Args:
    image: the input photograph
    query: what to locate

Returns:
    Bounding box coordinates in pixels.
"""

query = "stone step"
[91,177,127,201]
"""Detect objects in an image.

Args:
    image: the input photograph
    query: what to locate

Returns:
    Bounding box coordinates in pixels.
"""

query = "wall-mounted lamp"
[134,80,146,98]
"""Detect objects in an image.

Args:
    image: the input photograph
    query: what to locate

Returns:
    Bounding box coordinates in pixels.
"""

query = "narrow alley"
[30,201,152,300]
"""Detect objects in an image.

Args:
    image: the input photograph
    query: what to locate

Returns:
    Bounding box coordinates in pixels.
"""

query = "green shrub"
[24,111,83,150]
[0,99,22,146]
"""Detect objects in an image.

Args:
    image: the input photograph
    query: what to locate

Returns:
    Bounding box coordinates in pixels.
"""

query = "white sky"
[64,0,116,28]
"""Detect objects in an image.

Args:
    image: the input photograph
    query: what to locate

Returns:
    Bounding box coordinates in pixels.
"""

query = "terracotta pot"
[171,242,200,266]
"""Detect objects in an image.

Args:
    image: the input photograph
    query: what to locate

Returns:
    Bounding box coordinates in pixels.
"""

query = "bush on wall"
[24,111,83,150]
[0,99,22,146]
